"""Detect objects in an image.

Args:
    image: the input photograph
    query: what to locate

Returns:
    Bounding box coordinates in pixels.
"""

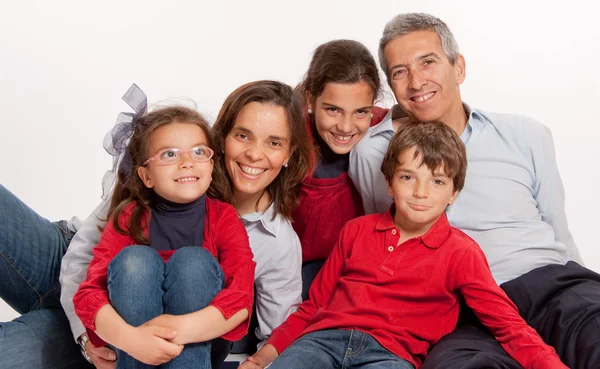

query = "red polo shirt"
[294,106,389,262]
[268,210,566,369]
[74,197,255,346]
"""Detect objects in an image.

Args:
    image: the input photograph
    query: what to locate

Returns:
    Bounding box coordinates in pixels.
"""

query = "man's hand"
[85,340,117,369]
[121,325,183,365]
[143,314,190,345]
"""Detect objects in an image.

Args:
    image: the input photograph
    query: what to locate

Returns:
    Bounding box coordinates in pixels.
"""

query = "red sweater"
[74,197,255,346]
[268,211,567,369]
[293,106,388,262]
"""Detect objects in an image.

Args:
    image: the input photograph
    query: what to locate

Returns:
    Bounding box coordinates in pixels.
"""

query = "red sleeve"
[455,244,568,369]
[267,220,351,353]
[72,206,136,344]
[207,202,256,341]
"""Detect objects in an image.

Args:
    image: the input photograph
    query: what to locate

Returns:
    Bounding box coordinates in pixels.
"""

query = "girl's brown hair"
[299,39,382,106]
[208,80,313,220]
[107,106,213,244]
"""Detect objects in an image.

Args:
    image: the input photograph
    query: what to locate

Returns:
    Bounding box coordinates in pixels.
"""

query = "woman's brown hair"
[107,106,213,244]
[299,39,382,106]
[208,80,313,220]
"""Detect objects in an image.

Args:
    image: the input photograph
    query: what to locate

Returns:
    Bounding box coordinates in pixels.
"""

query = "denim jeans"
[269,329,414,369]
[301,259,325,301]
[0,184,91,369]
[107,246,227,369]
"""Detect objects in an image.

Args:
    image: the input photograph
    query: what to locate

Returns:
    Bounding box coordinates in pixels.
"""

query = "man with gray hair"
[349,12,600,369]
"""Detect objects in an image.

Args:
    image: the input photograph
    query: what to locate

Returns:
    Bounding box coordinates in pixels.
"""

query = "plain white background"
[1,1,598,322]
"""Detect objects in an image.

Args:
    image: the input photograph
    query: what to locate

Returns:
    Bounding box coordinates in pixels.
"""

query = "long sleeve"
[527,122,583,265]
[266,223,349,353]
[254,231,302,345]
[455,244,568,369]
[72,208,134,332]
[59,196,110,342]
[208,204,256,341]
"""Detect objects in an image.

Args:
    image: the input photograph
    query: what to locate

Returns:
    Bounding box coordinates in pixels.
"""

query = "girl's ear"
[305,90,314,112]
[137,166,154,188]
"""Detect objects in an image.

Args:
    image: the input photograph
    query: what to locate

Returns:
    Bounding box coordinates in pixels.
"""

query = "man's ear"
[387,179,394,198]
[455,54,466,85]
[137,166,154,188]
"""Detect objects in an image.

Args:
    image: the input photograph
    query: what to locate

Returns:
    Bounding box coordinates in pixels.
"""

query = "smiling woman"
[209,80,314,366]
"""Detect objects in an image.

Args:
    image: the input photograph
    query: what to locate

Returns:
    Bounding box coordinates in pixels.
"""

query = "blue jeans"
[269,329,414,369]
[301,259,325,301]
[108,246,227,369]
[0,184,91,369]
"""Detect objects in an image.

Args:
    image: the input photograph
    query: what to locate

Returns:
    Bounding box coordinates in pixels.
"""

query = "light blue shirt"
[349,104,583,285]
[241,203,302,346]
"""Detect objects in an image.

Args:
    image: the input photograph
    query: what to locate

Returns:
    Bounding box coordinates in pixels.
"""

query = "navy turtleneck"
[312,124,349,179]
[149,193,206,251]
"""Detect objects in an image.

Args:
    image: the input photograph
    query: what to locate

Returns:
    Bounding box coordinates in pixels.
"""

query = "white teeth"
[413,92,434,102]
[332,133,352,142]
[176,177,198,182]
[239,164,266,176]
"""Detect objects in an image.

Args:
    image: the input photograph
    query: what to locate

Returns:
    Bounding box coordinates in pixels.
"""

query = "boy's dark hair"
[107,106,213,244]
[208,80,314,220]
[298,39,381,106]
[381,121,467,192]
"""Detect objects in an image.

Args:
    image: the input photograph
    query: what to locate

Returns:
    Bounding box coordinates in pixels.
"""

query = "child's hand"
[123,325,183,365]
[143,314,190,345]
[239,356,266,369]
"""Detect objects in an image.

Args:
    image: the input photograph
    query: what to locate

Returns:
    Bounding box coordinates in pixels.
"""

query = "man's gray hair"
[379,13,460,82]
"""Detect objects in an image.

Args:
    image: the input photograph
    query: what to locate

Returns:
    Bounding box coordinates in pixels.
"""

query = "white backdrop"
[1,0,598,321]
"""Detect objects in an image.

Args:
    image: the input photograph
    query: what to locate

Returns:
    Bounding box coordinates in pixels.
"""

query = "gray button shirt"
[349,104,583,285]
[240,203,302,346]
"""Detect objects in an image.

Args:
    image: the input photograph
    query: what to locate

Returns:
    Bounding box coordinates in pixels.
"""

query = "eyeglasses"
[142,145,214,166]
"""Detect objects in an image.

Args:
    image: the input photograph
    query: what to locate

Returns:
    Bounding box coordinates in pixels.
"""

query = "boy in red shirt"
[243,121,567,369]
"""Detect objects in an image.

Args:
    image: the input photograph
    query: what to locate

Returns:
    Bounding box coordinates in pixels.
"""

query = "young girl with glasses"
[73,103,255,369]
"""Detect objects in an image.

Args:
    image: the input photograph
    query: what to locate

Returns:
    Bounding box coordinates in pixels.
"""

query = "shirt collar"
[370,105,408,137]
[460,102,488,143]
[375,206,451,249]
[240,202,280,237]
[371,102,485,142]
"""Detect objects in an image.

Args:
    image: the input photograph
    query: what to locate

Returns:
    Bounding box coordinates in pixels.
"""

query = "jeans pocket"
[53,220,77,246]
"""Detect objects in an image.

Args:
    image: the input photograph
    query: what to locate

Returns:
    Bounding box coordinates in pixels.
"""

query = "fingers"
[88,354,117,369]
[239,359,262,369]
[87,345,117,362]
[150,325,178,340]
[162,341,184,359]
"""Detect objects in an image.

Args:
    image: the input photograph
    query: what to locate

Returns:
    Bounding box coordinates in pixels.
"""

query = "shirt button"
[392,230,397,235]
[388,246,394,252]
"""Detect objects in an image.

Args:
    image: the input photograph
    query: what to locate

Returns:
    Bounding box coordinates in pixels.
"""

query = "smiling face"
[137,122,213,204]
[384,30,466,125]
[387,146,457,238]
[308,81,374,154]
[224,102,292,207]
